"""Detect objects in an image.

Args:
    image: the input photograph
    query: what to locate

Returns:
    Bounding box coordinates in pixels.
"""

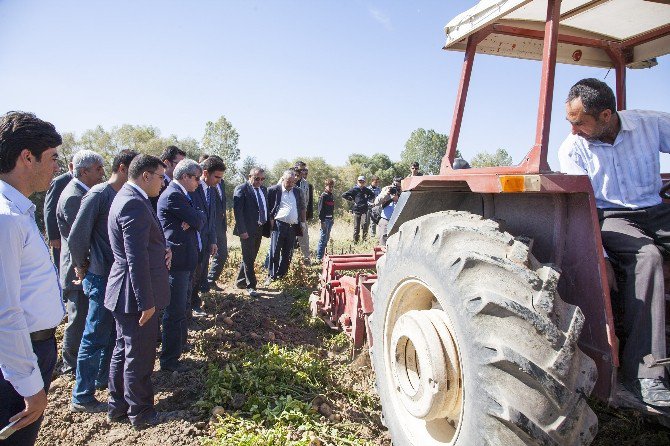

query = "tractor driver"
[558,78,670,408]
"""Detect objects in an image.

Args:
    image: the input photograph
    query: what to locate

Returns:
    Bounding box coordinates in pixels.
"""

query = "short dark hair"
[294,161,306,169]
[567,78,616,117]
[111,149,139,173]
[411,162,420,168]
[159,145,186,163]
[198,154,209,163]
[202,155,226,173]
[128,154,165,180]
[324,178,335,186]
[0,111,62,174]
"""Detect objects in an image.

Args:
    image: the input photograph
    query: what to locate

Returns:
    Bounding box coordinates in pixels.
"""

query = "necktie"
[206,186,212,209]
[186,193,202,251]
[255,187,266,225]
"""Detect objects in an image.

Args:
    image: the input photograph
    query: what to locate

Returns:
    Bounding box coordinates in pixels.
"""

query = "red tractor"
[311,0,670,444]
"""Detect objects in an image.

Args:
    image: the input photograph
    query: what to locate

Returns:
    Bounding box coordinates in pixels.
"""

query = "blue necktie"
[206,186,212,210]
[186,193,202,251]
[255,188,266,225]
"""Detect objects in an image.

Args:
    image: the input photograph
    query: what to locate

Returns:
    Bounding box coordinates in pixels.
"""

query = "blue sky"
[1,0,669,171]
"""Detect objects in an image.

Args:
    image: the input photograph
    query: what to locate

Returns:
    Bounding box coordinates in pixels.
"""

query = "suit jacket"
[212,181,227,238]
[158,181,207,272]
[56,179,87,291]
[296,179,314,221]
[266,184,305,236]
[189,183,217,249]
[105,183,170,313]
[44,171,73,241]
[232,182,270,238]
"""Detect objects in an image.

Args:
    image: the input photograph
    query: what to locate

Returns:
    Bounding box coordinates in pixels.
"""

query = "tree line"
[31,115,513,229]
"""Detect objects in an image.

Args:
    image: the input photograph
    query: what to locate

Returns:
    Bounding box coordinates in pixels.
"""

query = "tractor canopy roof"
[444,0,670,68]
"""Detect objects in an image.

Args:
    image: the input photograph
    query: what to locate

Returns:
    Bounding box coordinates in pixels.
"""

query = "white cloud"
[369,7,393,31]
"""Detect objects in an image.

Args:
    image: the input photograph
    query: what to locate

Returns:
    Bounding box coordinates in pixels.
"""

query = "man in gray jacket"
[56,150,105,376]
[68,150,137,412]
[43,164,72,272]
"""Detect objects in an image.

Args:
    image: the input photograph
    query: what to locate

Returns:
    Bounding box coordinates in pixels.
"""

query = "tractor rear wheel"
[371,211,598,445]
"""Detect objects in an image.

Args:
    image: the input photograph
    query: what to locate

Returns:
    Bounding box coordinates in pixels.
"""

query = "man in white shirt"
[265,170,306,283]
[0,111,64,445]
[558,78,670,407]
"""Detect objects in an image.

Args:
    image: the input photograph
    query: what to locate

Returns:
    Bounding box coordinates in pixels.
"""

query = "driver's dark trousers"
[599,202,670,381]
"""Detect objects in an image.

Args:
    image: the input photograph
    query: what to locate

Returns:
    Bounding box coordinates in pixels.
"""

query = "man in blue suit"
[188,156,225,316]
[205,159,228,292]
[157,159,205,372]
[233,167,269,296]
[105,154,171,430]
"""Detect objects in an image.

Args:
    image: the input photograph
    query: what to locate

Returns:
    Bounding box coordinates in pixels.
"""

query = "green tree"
[400,129,459,175]
[345,153,403,186]
[470,148,514,168]
[201,115,240,176]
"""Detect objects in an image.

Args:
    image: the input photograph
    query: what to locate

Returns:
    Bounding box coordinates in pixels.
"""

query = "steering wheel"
[660,181,670,199]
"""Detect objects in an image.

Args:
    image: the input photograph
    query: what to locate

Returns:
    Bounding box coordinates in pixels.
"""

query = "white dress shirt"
[73,178,90,192]
[558,110,670,209]
[274,187,299,224]
[128,182,149,200]
[0,180,65,397]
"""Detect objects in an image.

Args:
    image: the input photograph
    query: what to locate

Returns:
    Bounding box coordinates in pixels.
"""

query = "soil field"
[33,221,670,445]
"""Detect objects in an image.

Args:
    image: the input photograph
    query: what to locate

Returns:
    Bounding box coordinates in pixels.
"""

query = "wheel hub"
[390,309,462,421]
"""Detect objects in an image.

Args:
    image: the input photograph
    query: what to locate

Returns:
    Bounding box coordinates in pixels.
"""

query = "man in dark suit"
[206,160,228,291]
[44,163,73,271]
[294,162,313,264]
[188,156,225,316]
[233,167,269,297]
[57,150,105,377]
[266,170,305,283]
[157,159,205,372]
[150,145,186,213]
[105,154,171,430]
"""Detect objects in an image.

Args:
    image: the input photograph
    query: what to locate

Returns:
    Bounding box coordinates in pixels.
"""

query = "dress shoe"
[160,362,191,373]
[71,399,108,413]
[192,306,207,318]
[199,284,211,293]
[95,382,108,391]
[132,412,161,431]
[246,288,259,297]
[624,378,670,407]
[208,281,224,291]
[107,412,129,424]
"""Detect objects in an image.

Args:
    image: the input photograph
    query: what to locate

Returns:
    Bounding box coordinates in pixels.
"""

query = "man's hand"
[181,222,190,231]
[165,248,172,270]
[210,244,218,256]
[9,389,47,431]
[240,232,249,240]
[49,239,61,249]
[139,306,156,326]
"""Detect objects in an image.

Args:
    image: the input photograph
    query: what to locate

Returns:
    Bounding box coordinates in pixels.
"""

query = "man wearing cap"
[342,176,376,243]
[0,111,64,445]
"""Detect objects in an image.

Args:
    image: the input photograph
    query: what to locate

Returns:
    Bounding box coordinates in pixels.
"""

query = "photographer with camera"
[373,177,402,245]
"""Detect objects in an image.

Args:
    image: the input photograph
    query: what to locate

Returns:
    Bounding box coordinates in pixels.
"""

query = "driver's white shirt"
[558,110,670,209]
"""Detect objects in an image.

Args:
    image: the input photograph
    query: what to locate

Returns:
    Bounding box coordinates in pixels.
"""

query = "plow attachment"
[309,247,385,349]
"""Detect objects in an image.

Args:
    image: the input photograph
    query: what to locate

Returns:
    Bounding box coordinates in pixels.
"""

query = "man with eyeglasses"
[342,176,376,243]
[151,146,186,213]
[233,167,269,297]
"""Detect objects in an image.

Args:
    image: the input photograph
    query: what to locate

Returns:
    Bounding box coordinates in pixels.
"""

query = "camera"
[389,186,399,195]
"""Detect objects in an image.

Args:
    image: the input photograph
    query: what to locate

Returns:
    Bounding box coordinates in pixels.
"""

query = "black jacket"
[342,186,375,214]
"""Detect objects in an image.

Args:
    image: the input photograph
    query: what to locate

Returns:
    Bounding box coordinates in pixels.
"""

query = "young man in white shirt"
[0,111,64,445]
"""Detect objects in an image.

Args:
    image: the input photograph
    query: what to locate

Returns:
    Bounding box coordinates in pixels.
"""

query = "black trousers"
[207,231,228,285]
[599,203,669,381]
[108,311,159,426]
[268,221,297,280]
[352,211,369,243]
[0,337,56,446]
[236,228,263,289]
